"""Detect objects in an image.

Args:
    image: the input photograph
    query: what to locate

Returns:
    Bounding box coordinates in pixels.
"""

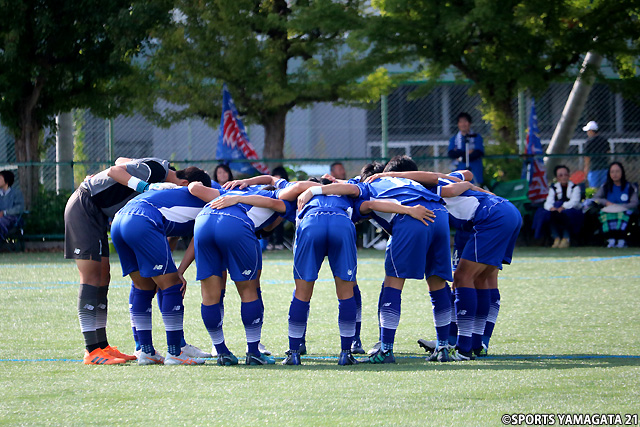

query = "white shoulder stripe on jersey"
[158,206,204,223]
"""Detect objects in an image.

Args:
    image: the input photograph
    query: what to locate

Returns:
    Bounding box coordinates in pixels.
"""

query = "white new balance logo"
[153,265,163,270]
[252,318,261,324]
[98,304,106,309]
[383,302,391,307]
[347,269,353,276]
[83,304,94,310]
[74,248,81,254]
[242,270,252,275]
[172,305,181,311]
[458,310,467,316]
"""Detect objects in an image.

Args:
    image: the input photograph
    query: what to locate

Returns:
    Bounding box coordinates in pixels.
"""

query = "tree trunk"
[262,109,288,168]
[493,99,517,149]
[15,120,41,210]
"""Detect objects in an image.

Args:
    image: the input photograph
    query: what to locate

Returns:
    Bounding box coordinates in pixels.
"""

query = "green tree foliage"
[0,0,172,206]
[370,0,640,147]
[142,0,392,166]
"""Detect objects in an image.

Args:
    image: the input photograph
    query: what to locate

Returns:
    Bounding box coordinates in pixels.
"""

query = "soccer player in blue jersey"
[111,167,213,365]
[374,168,521,361]
[297,161,452,364]
[280,178,436,366]
[189,181,310,365]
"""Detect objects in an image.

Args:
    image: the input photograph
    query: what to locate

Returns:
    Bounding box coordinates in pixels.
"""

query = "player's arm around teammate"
[111,170,215,365]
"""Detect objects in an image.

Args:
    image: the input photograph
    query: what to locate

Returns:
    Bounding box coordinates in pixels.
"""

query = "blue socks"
[160,284,184,356]
[241,299,263,356]
[131,287,156,354]
[379,287,402,352]
[473,289,490,351]
[446,285,458,346]
[353,285,362,341]
[288,297,310,352]
[454,287,477,353]
[202,302,229,355]
[338,297,357,351]
[483,288,501,349]
[128,283,140,351]
[429,286,451,345]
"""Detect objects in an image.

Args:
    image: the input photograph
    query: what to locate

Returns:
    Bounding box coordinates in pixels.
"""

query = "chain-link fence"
[2,80,640,191]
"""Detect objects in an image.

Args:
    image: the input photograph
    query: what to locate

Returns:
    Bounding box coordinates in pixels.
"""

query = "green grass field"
[1,247,639,425]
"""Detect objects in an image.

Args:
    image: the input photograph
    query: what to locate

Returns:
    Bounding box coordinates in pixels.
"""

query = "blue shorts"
[385,203,452,281]
[194,212,261,282]
[111,210,177,278]
[461,200,522,269]
[452,229,473,271]
[293,211,357,282]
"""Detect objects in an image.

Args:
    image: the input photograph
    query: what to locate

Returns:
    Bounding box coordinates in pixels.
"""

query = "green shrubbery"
[24,188,70,236]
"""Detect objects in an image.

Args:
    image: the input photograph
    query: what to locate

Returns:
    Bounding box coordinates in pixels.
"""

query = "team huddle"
[64,155,521,366]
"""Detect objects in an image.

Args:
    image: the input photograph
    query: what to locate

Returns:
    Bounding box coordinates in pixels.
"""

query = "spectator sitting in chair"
[542,165,584,248]
[0,170,25,240]
[593,162,639,248]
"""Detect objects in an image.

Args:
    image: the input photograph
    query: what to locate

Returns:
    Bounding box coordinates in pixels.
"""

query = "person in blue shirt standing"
[448,112,485,185]
[110,167,212,365]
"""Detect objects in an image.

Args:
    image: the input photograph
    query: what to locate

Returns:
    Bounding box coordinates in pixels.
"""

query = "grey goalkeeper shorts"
[64,187,109,260]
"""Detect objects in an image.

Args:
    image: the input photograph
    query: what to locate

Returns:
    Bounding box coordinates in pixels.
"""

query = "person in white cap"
[582,121,610,188]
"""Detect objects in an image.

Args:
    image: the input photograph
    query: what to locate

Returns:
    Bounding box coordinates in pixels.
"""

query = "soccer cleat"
[216,353,239,366]
[368,348,395,364]
[134,349,142,360]
[164,352,206,365]
[427,346,450,362]
[367,341,381,356]
[282,350,301,366]
[338,350,360,366]
[246,352,276,365]
[474,343,489,357]
[617,239,627,248]
[103,345,137,361]
[449,348,474,361]
[607,238,616,248]
[83,348,126,365]
[137,351,165,365]
[181,343,212,358]
[417,339,437,355]
[351,338,365,354]
[258,342,272,356]
[551,237,561,248]
[559,238,570,249]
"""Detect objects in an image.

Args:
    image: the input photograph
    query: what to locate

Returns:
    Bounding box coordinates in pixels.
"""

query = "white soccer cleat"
[367,341,381,356]
[164,352,206,365]
[181,343,213,358]
[137,351,165,365]
[134,349,142,360]
[417,339,437,354]
[258,342,271,356]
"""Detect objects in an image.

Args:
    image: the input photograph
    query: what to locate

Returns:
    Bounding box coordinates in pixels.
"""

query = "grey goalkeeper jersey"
[80,158,169,218]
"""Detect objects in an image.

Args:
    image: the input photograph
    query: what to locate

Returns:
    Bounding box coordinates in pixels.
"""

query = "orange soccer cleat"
[103,345,137,361]
[83,348,126,365]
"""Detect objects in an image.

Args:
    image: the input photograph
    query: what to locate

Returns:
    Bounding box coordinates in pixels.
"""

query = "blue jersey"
[199,186,295,231]
[355,177,444,234]
[298,193,355,221]
[117,186,207,237]
[428,178,507,231]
